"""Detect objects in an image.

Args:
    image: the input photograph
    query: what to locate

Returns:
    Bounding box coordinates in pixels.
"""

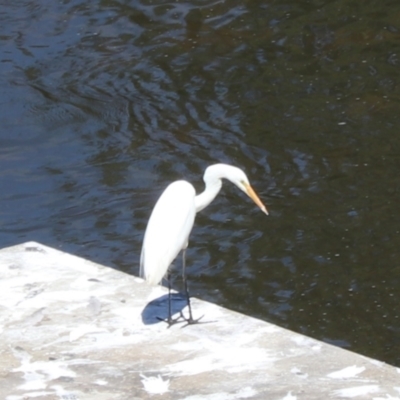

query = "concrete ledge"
[0,242,399,399]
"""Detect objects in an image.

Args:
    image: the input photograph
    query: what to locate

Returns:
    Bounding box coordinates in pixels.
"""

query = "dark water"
[1,0,400,365]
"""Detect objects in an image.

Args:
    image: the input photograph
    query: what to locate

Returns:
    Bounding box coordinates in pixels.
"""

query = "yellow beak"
[244,183,269,215]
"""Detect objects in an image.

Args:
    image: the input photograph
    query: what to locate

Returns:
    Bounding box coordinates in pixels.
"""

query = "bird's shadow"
[141,293,188,325]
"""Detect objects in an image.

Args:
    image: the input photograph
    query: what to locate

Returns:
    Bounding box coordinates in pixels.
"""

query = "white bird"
[140,163,268,325]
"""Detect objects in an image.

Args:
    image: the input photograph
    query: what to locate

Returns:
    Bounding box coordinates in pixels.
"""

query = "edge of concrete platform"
[1,241,399,400]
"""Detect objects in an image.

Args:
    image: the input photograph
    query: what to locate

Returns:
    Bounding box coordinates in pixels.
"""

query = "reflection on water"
[1,0,400,365]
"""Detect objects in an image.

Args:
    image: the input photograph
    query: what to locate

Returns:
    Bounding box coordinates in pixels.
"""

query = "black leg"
[157,271,184,327]
[167,270,172,321]
[181,249,203,325]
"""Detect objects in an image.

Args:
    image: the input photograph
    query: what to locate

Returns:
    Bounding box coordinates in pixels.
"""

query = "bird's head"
[205,164,269,215]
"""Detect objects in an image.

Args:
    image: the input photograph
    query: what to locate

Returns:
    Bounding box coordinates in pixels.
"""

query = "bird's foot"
[179,311,206,327]
[157,315,185,328]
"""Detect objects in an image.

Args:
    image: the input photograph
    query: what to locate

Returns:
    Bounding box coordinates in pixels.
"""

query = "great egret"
[140,163,268,325]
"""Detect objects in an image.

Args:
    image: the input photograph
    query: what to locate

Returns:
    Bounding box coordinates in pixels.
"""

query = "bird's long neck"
[194,177,222,213]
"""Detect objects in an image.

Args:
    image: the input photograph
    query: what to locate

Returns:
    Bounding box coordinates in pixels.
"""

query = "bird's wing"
[140,180,196,285]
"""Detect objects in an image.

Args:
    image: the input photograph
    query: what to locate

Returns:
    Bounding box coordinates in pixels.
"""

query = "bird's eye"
[239,180,247,190]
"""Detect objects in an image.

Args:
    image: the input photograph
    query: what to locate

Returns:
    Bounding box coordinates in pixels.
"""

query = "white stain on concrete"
[182,386,257,400]
[333,385,380,398]
[369,359,385,367]
[13,353,76,391]
[290,335,322,351]
[94,379,108,386]
[140,374,170,395]
[168,345,274,376]
[51,385,80,399]
[6,391,54,400]
[69,324,107,342]
[282,391,297,400]
[327,365,366,379]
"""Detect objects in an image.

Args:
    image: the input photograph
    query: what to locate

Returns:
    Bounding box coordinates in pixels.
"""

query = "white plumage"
[139,163,268,324]
[140,180,196,285]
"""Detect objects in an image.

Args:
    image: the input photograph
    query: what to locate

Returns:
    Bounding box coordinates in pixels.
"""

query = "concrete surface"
[0,241,399,400]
